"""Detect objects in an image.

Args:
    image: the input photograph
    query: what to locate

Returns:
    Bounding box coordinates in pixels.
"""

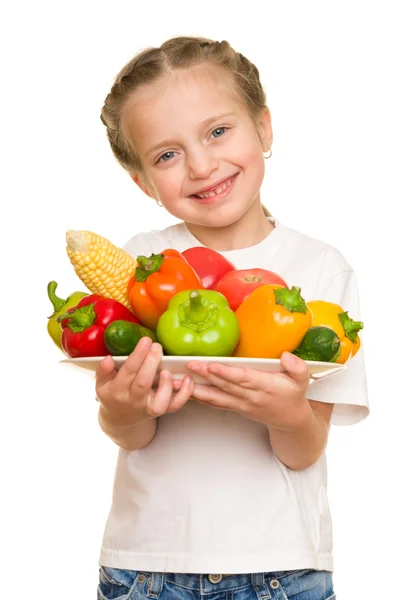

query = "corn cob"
[66,230,136,310]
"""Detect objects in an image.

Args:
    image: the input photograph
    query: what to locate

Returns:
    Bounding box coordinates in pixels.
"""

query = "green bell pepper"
[47,281,88,348]
[156,289,240,356]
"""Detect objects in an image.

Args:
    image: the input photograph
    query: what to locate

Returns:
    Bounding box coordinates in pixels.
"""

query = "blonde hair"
[100,36,272,217]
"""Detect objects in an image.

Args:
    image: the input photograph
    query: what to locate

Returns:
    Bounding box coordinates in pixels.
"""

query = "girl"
[95,36,368,600]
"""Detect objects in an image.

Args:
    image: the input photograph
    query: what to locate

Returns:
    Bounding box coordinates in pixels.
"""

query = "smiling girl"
[95,36,369,600]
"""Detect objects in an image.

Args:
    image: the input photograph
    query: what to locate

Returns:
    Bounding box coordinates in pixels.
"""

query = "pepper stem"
[178,290,218,331]
[274,286,307,314]
[338,311,364,343]
[57,303,97,333]
[186,290,210,323]
[47,281,66,316]
[135,253,165,283]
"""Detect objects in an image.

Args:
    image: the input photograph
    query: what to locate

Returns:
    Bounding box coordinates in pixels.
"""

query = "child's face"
[122,64,271,228]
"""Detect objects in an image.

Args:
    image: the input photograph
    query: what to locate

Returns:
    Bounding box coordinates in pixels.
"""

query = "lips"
[190,175,237,199]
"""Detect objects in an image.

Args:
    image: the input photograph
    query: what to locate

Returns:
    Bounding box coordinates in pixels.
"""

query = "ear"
[131,173,155,199]
[257,106,273,152]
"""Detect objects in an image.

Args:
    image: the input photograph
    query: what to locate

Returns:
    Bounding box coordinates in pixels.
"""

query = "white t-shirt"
[99,218,369,574]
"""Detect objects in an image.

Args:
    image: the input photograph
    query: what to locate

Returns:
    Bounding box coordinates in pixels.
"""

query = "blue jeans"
[97,569,336,600]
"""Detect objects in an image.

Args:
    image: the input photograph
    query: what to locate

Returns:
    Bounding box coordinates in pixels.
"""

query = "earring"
[263,148,272,159]
[156,200,163,207]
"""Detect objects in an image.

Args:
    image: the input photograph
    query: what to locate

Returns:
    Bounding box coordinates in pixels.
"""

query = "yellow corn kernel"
[66,230,136,309]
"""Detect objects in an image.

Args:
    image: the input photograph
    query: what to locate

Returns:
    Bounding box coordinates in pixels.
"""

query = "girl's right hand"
[95,337,194,428]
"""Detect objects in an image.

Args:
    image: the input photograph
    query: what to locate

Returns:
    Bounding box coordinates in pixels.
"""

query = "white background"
[2,1,406,598]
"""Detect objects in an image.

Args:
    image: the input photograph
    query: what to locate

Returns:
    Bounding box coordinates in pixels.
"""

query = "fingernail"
[188,362,200,371]
[152,343,162,353]
[282,352,300,366]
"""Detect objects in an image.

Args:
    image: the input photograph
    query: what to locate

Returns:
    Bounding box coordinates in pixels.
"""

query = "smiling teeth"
[196,177,233,198]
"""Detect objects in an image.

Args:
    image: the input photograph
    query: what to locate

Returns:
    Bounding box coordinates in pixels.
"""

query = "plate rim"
[61,355,346,370]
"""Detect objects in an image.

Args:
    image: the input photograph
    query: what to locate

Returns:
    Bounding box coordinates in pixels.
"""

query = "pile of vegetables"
[47,230,363,363]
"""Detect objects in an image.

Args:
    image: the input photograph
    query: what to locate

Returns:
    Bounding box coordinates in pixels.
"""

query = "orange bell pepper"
[307,300,363,364]
[233,285,312,359]
[127,249,204,330]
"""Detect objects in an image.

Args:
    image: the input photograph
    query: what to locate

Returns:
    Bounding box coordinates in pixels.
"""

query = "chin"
[196,206,249,229]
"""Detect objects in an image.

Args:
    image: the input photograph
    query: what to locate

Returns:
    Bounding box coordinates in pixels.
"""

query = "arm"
[98,406,157,451]
[185,353,335,471]
[95,340,193,451]
[267,400,334,470]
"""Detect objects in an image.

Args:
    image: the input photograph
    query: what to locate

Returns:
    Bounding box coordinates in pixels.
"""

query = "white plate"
[61,355,346,385]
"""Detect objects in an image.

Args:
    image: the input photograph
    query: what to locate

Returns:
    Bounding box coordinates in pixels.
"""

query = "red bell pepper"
[57,295,140,357]
[127,249,204,330]
[182,246,236,289]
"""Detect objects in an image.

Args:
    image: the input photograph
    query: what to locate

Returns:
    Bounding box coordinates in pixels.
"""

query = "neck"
[184,199,274,251]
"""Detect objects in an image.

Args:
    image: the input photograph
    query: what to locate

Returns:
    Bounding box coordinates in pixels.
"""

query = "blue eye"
[158,151,175,163]
[211,127,227,138]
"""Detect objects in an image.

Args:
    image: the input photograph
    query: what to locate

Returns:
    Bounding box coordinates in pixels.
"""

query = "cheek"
[241,146,266,189]
[151,169,183,197]
[237,145,265,176]
[228,133,263,167]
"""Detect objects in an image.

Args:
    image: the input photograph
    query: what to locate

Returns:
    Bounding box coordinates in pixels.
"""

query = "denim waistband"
[149,572,288,595]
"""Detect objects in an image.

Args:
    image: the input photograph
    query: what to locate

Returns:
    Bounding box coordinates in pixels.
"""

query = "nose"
[187,147,218,180]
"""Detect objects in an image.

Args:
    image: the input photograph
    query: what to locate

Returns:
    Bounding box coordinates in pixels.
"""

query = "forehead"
[121,64,248,146]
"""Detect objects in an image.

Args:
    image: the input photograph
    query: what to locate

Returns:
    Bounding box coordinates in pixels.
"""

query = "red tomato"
[214,268,288,311]
[182,247,236,289]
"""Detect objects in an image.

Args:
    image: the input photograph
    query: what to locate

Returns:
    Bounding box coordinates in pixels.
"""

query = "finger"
[115,337,154,387]
[167,375,194,413]
[187,361,253,398]
[195,400,225,411]
[190,383,245,412]
[146,370,174,417]
[129,342,163,395]
[280,352,310,389]
[95,356,117,398]
[172,378,183,391]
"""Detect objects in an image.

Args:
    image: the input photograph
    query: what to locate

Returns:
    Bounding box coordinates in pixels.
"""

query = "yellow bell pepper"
[233,285,312,359]
[307,300,363,364]
[47,281,88,348]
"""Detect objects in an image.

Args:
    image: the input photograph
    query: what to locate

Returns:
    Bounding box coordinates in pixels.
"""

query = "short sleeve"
[307,269,369,426]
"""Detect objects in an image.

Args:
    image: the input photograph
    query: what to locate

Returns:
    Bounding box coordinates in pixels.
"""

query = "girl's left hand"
[173,352,312,430]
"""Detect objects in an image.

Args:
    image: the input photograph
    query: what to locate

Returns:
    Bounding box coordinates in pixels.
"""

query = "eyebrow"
[145,112,236,156]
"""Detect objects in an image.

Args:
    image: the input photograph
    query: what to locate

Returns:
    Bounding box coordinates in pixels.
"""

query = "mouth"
[189,174,238,203]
